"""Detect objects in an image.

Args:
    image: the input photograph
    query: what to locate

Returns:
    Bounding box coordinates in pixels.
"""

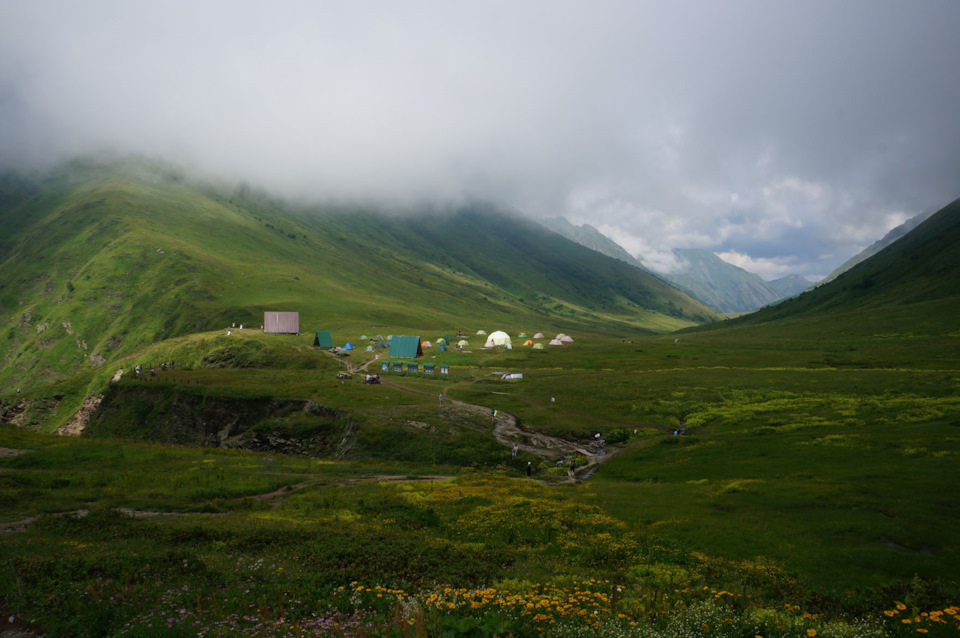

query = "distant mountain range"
[541,217,811,313]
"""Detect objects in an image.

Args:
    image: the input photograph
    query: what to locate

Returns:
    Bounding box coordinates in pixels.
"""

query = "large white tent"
[487,330,512,346]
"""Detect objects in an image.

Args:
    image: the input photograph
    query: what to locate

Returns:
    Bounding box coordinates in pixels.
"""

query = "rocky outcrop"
[56,394,103,436]
[0,399,28,426]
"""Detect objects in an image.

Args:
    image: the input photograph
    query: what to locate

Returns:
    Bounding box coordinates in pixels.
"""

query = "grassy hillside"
[0,159,716,395]
[715,197,960,331]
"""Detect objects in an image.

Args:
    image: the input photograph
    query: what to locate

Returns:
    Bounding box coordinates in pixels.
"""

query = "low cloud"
[2,1,959,279]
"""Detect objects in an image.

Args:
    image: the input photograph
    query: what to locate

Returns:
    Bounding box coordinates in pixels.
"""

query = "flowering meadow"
[3,468,958,637]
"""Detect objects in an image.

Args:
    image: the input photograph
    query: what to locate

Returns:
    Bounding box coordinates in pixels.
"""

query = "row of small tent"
[315,329,575,351]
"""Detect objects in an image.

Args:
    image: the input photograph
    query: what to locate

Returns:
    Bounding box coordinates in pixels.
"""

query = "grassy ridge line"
[0,159,716,391]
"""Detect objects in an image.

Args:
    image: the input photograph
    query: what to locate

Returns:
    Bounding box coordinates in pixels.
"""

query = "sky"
[2,1,959,280]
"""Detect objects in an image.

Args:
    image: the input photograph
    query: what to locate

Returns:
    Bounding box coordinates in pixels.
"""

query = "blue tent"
[343,342,355,350]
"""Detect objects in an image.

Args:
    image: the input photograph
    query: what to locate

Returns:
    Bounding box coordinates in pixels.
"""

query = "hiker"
[551,397,555,406]
[569,459,577,474]
[526,462,532,477]
[161,362,167,371]
[150,367,155,376]
[512,444,518,459]
[439,393,444,404]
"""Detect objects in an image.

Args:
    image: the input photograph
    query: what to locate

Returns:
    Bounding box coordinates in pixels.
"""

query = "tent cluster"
[313,327,574,354]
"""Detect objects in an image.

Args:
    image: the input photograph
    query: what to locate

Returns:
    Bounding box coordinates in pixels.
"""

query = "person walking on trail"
[438,393,444,405]
[491,408,498,423]
[569,459,577,476]
[526,461,532,477]
[512,444,519,459]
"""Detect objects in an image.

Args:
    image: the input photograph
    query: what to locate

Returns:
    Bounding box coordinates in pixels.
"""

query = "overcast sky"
[2,1,959,280]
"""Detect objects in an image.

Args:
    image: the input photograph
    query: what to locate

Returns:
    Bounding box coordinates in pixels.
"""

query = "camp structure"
[438,345,448,352]
[436,338,447,346]
[560,335,574,343]
[264,311,299,334]
[360,334,369,341]
[421,340,432,348]
[389,335,423,358]
[374,334,384,341]
[457,340,470,347]
[549,338,563,346]
[522,339,534,346]
[533,332,545,339]
[518,332,527,338]
[343,342,355,350]
[487,330,512,346]
[532,343,544,350]
[313,330,334,348]
[476,330,487,336]
[555,333,566,340]
[365,345,374,352]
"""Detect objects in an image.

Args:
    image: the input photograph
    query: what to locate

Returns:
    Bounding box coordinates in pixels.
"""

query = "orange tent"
[523,339,534,346]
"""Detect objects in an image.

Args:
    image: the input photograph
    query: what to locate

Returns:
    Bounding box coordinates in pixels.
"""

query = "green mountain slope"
[819,205,939,285]
[711,197,960,331]
[0,159,718,388]
[539,216,649,270]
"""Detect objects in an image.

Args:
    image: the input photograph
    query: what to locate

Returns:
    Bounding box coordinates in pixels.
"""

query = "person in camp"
[526,462,532,477]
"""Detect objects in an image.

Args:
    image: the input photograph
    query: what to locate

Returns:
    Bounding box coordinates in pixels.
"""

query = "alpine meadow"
[2,158,960,638]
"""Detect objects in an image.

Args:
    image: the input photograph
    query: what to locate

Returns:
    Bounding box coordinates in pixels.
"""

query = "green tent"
[389,335,423,358]
[313,330,334,348]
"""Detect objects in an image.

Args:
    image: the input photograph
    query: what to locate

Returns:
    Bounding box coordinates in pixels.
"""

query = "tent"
[421,341,432,348]
[389,335,423,358]
[523,340,534,346]
[374,334,384,341]
[518,332,527,338]
[438,345,448,352]
[549,338,563,346]
[487,330,512,346]
[360,335,369,341]
[555,333,566,339]
[264,311,299,334]
[457,340,470,347]
[313,330,334,348]
[343,342,355,350]
[436,338,448,346]
[484,340,496,348]
[560,335,574,343]
[365,345,374,352]
[476,330,487,336]
[533,332,545,339]
[532,343,544,350]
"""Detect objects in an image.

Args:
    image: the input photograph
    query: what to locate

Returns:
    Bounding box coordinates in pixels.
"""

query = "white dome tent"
[487,330,512,347]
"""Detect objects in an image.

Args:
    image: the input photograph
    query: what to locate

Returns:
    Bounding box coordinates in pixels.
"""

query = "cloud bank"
[2,0,959,279]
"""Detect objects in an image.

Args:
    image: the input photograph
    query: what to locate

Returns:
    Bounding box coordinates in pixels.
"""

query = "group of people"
[133,361,175,377]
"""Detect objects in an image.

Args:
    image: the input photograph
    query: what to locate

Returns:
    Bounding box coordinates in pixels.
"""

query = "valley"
[1,161,959,637]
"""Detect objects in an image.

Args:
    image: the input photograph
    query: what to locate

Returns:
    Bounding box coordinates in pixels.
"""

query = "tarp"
[532,343,544,349]
[389,335,423,358]
[264,311,299,334]
[313,330,334,348]
[533,333,545,339]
